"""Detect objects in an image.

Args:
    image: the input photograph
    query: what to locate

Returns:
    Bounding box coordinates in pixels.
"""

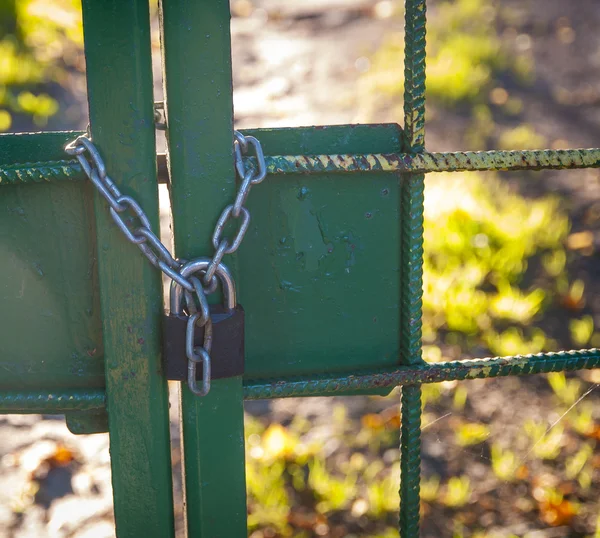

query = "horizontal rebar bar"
[256,148,600,175]
[243,348,600,399]
[0,349,597,406]
[0,388,106,414]
[1,148,599,185]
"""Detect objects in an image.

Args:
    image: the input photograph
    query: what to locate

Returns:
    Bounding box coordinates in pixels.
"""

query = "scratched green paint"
[239,124,403,379]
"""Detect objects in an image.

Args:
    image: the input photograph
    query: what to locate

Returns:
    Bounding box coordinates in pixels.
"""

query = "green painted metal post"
[80,0,175,536]
[399,0,427,536]
[159,0,248,536]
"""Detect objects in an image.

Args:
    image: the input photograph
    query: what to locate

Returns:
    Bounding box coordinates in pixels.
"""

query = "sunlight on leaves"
[455,422,490,447]
[547,372,582,407]
[498,125,547,150]
[569,316,594,347]
[423,172,568,356]
[490,444,519,483]
[421,475,441,503]
[524,420,564,461]
[443,476,472,508]
[0,0,82,130]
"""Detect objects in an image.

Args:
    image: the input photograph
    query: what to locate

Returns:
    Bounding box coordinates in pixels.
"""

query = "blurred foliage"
[364,0,505,104]
[0,0,83,130]
[245,412,402,537]
[423,172,569,357]
[361,0,543,150]
[442,476,472,508]
[455,422,489,447]
[360,0,583,362]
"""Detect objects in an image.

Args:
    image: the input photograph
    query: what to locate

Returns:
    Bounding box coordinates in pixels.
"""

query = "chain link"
[65,129,267,397]
[184,276,212,396]
[201,130,267,287]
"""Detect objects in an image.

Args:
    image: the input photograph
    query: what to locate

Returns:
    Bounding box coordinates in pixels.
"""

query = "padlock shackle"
[170,258,236,314]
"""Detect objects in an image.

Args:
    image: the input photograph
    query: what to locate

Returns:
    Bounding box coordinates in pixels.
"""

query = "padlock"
[163,259,244,385]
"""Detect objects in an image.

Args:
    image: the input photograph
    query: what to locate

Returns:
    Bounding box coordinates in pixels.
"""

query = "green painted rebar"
[243,348,600,399]
[0,389,106,413]
[400,0,427,535]
[255,148,600,174]
[3,147,600,185]
[1,348,598,411]
[0,160,84,184]
[400,385,422,538]
[258,348,599,397]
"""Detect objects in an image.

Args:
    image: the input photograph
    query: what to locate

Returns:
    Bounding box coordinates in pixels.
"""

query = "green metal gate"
[0,0,598,536]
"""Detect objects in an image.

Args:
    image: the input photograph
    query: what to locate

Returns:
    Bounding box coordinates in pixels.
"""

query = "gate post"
[80,0,175,536]
[159,0,248,536]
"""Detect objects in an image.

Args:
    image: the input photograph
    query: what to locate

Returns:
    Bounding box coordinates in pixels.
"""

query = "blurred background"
[1,0,600,537]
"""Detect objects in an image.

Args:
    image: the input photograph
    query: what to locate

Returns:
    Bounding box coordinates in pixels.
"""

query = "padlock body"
[162,305,244,381]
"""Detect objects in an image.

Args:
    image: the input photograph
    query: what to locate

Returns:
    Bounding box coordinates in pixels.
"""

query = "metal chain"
[64,130,266,397]
[202,131,267,286]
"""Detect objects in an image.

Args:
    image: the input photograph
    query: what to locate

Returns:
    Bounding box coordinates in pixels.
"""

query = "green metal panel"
[0,178,103,390]
[0,131,103,391]
[238,125,403,380]
[159,0,248,536]
[0,131,83,165]
[81,0,175,536]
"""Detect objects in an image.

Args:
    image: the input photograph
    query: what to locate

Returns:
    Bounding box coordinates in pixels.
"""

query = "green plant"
[569,316,594,347]
[443,476,472,508]
[524,420,564,460]
[0,0,84,130]
[455,422,490,447]
[366,528,400,538]
[498,125,547,150]
[421,383,443,408]
[421,474,441,503]
[547,372,582,407]
[364,0,505,107]
[366,463,400,517]
[423,172,568,356]
[308,456,357,514]
[453,385,469,411]
[246,457,291,534]
[568,401,595,436]
[565,443,594,490]
[490,444,518,482]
